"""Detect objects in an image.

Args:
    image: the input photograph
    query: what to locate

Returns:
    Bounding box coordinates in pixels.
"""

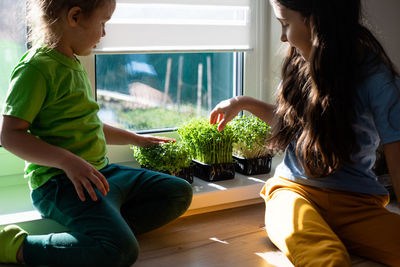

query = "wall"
[363,0,400,70]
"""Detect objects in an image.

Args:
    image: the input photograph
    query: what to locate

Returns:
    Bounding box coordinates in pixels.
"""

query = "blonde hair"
[27,0,112,47]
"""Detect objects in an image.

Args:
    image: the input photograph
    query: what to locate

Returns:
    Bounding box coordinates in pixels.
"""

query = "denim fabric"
[23,164,193,266]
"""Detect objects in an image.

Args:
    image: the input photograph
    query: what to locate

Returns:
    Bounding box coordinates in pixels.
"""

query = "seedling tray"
[192,160,235,182]
[141,165,194,184]
[233,155,272,175]
[174,167,194,184]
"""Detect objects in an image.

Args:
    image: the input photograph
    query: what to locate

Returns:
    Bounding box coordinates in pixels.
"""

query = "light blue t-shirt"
[275,64,400,195]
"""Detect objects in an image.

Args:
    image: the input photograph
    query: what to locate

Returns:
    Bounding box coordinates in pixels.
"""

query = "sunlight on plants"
[178,118,236,164]
[230,115,272,159]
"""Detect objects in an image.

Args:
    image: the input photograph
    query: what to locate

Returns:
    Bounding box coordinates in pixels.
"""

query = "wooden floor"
[2,202,398,266]
[134,203,389,267]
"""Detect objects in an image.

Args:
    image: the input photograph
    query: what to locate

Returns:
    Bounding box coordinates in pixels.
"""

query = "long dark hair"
[269,0,399,177]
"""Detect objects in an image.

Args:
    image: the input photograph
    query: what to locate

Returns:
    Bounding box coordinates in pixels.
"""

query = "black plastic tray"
[192,160,235,182]
[233,155,272,175]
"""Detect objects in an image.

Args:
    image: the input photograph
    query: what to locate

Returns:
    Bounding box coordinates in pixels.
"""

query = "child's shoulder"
[12,46,61,78]
[356,60,400,107]
[358,60,397,90]
[19,46,54,66]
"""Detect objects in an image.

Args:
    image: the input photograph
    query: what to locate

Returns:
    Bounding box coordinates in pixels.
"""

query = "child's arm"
[102,123,175,147]
[1,115,109,202]
[210,96,277,132]
[383,141,400,207]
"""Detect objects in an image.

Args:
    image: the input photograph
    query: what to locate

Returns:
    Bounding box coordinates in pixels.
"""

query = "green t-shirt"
[2,47,108,190]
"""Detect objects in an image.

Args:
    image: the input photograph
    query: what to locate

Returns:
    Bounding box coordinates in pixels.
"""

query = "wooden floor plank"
[135,203,293,267]
[134,203,389,267]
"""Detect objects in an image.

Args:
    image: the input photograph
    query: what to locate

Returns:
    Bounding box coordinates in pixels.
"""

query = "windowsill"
[0,145,282,232]
[110,158,281,216]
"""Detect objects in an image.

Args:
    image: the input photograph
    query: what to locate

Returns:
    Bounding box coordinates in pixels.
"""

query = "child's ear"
[67,6,82,26]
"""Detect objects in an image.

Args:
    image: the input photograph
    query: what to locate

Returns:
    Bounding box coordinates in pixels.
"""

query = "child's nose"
[281,33,288,42]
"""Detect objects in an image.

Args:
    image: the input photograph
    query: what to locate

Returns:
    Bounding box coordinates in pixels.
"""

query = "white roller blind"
[94,0,254,53]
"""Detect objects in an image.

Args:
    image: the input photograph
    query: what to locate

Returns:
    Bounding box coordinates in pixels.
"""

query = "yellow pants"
[260,177,400,267]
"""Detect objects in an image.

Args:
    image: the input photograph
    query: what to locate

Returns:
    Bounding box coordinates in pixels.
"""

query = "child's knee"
[103,236,139,266]
[119,239,139,266]
[179,179,193,201]
[173,178,193,211]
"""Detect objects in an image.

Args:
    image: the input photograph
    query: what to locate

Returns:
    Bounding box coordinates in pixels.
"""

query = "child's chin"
[78,50,93,57]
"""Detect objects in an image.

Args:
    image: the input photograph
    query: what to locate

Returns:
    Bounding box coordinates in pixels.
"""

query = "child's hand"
[62,156,109,202]
[135,135,176,148]
[210,97,241,132]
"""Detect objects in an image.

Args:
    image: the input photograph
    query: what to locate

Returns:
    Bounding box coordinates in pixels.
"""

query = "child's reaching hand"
[209,97,242,132]
[102,123,175,148]
[134,135,176,148]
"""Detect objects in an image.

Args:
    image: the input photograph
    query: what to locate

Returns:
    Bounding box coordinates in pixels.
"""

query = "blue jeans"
[23,164,193,266]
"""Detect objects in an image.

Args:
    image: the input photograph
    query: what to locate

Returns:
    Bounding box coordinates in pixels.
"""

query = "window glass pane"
[0,0,26,128]
[96,52,239,132]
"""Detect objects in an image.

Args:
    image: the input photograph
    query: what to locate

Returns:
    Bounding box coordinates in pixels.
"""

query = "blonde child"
[0,0,192,265]
[210,0,400,266]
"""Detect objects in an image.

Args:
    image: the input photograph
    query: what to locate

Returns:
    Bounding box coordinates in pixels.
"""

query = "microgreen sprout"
[132,141,192,175]
[230,115,272,159]
[177,118,236,165]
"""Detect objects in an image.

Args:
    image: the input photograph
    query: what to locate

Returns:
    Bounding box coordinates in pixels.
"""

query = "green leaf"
[177,118,236,164]
[132,141,191,173]
[230,115,272,159]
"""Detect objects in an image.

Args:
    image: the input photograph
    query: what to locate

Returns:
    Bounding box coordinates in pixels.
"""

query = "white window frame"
[80,0,282,111]
[79,0,283,162]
